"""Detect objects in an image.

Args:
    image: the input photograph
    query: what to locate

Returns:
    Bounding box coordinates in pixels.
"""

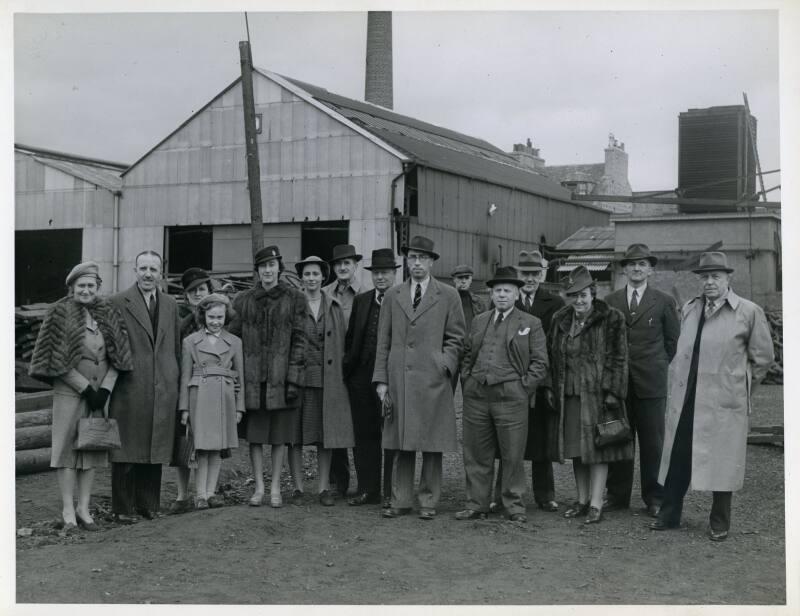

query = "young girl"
[178,293,245,509]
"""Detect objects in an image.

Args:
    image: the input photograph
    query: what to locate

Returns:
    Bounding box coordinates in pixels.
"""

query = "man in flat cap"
[604,244,680,517]
[451,264,487,335]
[323,244,363,498]
[456,266,548,522]
[651,252,773,541]
[373,236,466,520]
[108,250,181,522]
[343,248,402,507]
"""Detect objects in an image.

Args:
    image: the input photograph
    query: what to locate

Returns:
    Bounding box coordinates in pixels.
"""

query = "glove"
[604,393,620,411]
[91,388,111,411]
[375,383,388,402]
[542,387,556,412]
[236,411,244,424]
[80,384,94,399]
[285,384,300,404]
[180,410,190,425]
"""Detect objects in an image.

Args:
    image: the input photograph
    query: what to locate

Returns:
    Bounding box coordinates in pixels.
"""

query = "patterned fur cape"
[29,296,134,381]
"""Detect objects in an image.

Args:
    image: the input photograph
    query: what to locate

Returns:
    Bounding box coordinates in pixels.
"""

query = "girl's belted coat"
[313,293,355,449]
[657,290,774,492]
[546,299,633,464]
[372,277,466,453]
[179,329,245,450]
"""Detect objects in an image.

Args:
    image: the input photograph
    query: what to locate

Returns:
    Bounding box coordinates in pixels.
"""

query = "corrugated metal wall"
[120,74,402,289]
[412,167,609,280]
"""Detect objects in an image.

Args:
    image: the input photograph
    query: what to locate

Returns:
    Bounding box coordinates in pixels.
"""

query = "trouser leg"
[658,401,695,526]
[494,381,529,516]
[329,448,350,495]
[353,437,381,497]
[111,462,136,515]
[605,389,637,507]
[417,452,443,510]
[134,463,163,512]
[637,396,666,507]
[462,379,496,512]
[382,449,394,501]
[710,491,732,532]
[391,450,416,509]
[531,460,555,504]
[529,403,555,504]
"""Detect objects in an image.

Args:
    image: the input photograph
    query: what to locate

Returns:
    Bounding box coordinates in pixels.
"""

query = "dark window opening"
[406,168,418,217]
[301,221,349,286]
[16,228,83,305]
[165,226,213,275]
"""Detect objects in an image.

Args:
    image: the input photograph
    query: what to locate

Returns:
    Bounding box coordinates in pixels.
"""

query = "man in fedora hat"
[456,267,548,522]
[603,244,680,517]
[323,243,363,498]
[343,248,401,507]
[650,252,773,541]
[373,235,466,520]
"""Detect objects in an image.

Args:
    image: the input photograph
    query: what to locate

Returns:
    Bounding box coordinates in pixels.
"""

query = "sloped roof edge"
[30,155,123,193]
[15,143,128,170]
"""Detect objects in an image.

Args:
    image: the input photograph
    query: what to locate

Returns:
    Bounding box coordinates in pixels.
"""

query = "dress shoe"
[195,498,209,510]
[271,493,284,508]
[707,527,729,542]
[454,509,487,521]
[418,508,437,521]
[291,489,305,504]
[318,490,335,507]
[649,519,680,531]
[583,506,603,524]
[488,501,502,514]
[248,492,264,507]
[207,494,224,508]
[537,500,559,512]
[382,497,392,509]
[136,508,158,520]
[113,513,138,525]
[75,513,100,532]
[563,502,590,518]
[382,507,412,518]
[168,499,193,515]
[508,513,528,523]
[646,504,661,518]
[55,515,78,532]
[602,498,629,512]
[348,492,380,506]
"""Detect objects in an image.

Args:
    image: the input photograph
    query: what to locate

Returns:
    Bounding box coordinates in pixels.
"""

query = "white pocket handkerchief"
[518,327,530,336]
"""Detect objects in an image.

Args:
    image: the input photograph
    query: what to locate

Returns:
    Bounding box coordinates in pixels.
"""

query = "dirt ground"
[15,385,785,605]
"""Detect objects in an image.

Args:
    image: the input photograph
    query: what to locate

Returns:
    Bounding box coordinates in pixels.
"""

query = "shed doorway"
[301,221,349,284]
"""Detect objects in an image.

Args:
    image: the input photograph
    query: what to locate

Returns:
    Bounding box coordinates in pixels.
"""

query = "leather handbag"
[381,392,394,423]
[172,422,196,468]
[594,402,632,448]
[75,403,121,451]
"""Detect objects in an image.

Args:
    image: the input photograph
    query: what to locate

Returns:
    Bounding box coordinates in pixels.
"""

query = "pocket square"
[518,327,530,336]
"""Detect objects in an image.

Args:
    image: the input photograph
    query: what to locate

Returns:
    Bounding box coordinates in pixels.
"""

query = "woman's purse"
[594,400,632,448]
[75,398,121,451]
[172,422,196,468]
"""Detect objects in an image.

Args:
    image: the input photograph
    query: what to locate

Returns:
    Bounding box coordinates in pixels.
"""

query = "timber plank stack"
[15,303,50,364]
[15,391,53,475]
[762,309,783,385]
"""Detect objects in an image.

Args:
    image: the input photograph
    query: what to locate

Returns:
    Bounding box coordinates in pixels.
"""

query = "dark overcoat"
[228,283,306,412]
[343,289,382,440]
[372,277,466,452]
[516,288,564,461]
[108,285,181,464]
[546,299,633,464]
[604,286,680,399]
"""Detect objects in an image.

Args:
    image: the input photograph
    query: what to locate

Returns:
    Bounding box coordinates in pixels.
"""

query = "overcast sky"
[13,10,780,192]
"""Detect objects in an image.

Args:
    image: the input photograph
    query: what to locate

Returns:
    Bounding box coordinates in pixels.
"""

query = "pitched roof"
[544,163,605,186]
[280,74,574,201]
[556,226,615,251]
[16,144,125,192]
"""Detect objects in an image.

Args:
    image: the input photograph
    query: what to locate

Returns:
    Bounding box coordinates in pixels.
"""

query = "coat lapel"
[411,278,441,321]
[196,333,231,357]
[629,287,657,326]
[505,309,526,369]
[471,311,492,364]
[396,281,415,321]
[124,286,154,344]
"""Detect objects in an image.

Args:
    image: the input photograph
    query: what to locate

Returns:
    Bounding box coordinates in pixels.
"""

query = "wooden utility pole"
[239,40,264,266]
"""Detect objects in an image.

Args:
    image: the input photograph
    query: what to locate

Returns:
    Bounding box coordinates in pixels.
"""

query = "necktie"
[377,291,384,306]
[526,294,533,309]
[413,283,421,311]
[630,289,639,313]
[705,299,716,319]
[147,293,157,328]
[495,311,505,327]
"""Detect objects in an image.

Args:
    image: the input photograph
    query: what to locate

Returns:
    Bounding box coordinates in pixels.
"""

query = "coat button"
[327,331,331,336]
[327,359,332,365]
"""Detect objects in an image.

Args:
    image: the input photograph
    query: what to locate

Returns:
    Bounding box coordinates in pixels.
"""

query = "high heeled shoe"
[75,513,99,532]
[563,501,590,518]
[248,492,264,507]
[270,492,283,508]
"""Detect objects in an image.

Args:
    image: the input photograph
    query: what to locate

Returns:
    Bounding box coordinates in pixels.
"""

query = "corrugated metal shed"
[557,254,612,272]
[16,144,126,193]
[556,226,615,251]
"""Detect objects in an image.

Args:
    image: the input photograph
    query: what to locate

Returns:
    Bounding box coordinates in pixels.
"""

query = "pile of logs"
[763,309,783,385]
[16,391,54,475]
[15,303,49,364]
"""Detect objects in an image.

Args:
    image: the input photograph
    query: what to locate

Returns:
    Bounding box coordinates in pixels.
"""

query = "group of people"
[29,234,774,542]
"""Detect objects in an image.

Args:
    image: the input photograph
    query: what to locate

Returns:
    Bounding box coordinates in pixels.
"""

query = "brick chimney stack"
[510,138,546,170]
[365,11,393,109]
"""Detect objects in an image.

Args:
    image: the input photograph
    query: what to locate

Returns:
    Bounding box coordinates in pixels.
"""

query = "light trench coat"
[658,290,774,491]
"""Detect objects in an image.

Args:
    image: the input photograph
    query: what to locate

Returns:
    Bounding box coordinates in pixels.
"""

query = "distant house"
[551,225,616,296]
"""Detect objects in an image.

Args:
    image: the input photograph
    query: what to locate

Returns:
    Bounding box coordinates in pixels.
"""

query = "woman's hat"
[400,235,440,260]
[254,245,282,266]
[486,266,524,288]
[692,251,734,274]
[364,248,401,270]
[295,255,330,280]
[197,293,230,309]
[562,266,595,295]
[517,250,546,272]
[65,261,101,287]
[619,243,658,266]
[181,267,211,293]
[329,244,362,264]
